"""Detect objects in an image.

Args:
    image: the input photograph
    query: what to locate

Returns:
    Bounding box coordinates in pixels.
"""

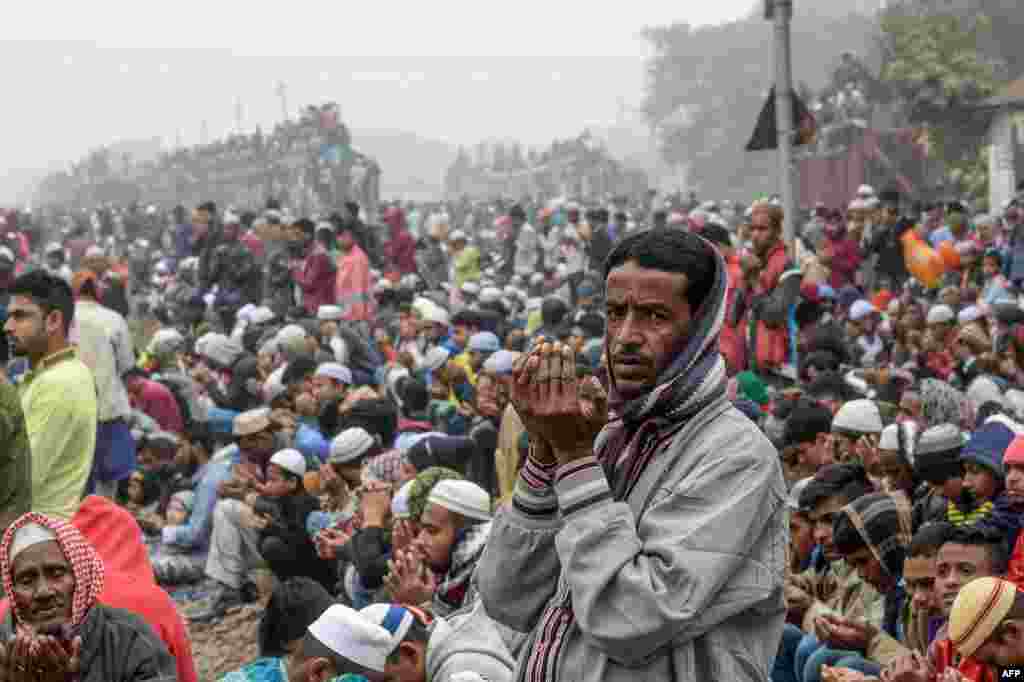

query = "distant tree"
[509,142,526,170]
[879,9,1001,198]
[642,7,878,200]
[492,143,507,172]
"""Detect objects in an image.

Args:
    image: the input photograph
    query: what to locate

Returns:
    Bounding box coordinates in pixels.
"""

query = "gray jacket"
[427,602,516,682]
[476,399,788,682]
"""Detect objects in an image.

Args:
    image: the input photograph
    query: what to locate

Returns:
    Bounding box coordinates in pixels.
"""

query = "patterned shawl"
[433,520,491,618]
[595,237,730,499]
[1,512,106,633]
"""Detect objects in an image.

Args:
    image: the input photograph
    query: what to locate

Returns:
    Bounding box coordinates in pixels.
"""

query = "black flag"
[746,87,817,152]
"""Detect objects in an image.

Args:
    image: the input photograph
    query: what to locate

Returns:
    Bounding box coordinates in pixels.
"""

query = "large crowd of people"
[2,174,1024,682]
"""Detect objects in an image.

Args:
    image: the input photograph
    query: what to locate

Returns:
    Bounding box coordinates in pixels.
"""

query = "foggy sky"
[3,0,756,202]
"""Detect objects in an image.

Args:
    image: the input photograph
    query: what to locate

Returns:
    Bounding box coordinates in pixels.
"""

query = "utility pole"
[768,0,798,253]
[235,97,244,134]
[200,120,209,146]
[275,81,289,123]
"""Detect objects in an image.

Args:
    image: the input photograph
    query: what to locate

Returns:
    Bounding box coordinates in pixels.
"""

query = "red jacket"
[0,497,198,682]
[385,229,418,276]
[75,497,197,682]
[292,244,337,314]
[927,623,998,682]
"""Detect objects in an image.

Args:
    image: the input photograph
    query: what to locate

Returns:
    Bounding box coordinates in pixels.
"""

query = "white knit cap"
[423,346,451,372]
[832,399,883,435]
[879,423,900,451]
[250,306,276,325]
[849,300,878,322]
[10,523,58,561]
[421,304,450,327]
[317,305,344,321]
[427,479,492,521]
[307,604,393,673]
[276,324,308,343]
[270,448,307,478]
[927,304,955,325]
[233,408,273,436]
[479,287,503,304]
[315,363,353,386]
[329,427,376,464]
[195,333,244,368]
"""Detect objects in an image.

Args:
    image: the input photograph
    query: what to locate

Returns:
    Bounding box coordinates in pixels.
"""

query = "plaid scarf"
[525,241,730,682]
[1,512,106,633]
[433,520,491,618]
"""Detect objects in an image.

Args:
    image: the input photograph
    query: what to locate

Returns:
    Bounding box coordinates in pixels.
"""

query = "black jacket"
[0,604,177,682]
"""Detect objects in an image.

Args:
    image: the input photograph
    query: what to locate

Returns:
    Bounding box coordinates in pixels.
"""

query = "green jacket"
[0,381,30,536]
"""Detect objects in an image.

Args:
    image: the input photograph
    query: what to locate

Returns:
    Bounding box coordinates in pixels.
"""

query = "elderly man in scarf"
[476,229,787,682]
[0,512,177,681]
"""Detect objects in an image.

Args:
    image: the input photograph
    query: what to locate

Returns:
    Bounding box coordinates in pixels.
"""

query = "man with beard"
[4,271,97,520]
[0,513,177,681]
[386,478,493,618]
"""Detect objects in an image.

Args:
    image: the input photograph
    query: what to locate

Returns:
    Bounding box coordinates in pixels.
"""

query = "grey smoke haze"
[2,0,756,204]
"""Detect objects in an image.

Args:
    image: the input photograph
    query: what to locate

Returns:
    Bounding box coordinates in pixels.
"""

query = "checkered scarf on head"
[596,235,729,500]
[838,491,913,576]
[524,236,730,682]
[1,512,105,632]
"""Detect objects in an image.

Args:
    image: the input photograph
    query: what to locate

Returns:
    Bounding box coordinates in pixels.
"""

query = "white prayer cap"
[269,448,307,478]
[427,479,492,521]
[307,604,393,673]
[276,324,308,342]
[421,304,450,327]
[359,604,418,655]
[317,305,344,321]
[423,346,451,372]
[10,523,58,561]
[316,363,353,386]
[250,306,276,325]
[329,427,376,464]
[479,287,503,304]
[483,350,520,376]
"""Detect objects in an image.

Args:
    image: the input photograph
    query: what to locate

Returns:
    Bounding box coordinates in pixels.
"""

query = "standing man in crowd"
[4,270,97,519]
[72,270,136,499]
[478,229,787,682]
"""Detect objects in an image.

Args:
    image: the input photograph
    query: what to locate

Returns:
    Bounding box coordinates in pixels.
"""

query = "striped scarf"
[523,240,730,682]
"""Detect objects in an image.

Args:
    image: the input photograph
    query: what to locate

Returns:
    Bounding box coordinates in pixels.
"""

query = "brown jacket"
[495,404,525,504]
[789,558,883,633]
